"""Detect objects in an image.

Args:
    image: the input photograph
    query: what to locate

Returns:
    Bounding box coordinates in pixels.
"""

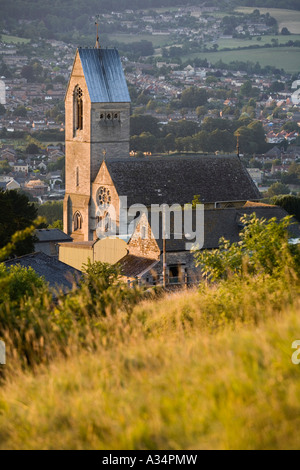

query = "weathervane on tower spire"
[95,15,101,49]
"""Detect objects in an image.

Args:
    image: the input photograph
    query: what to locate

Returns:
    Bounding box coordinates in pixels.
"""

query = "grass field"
[182,47,300,73]
[108,33,173,48]
[1,34,30,44]
[235,7,300,34]
[0,280,299,450]
[217,34,300,50]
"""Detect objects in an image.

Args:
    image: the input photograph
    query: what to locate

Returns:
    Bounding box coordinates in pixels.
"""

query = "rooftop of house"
[119,255,158,279]
[35,229,73,243]
[105,155,261,207]
[5,252,81,292]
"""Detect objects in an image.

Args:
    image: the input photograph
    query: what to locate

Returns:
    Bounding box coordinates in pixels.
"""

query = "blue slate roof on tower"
[78,48,131,103]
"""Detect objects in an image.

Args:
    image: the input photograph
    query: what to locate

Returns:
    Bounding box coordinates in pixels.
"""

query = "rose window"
[97,187,112,207]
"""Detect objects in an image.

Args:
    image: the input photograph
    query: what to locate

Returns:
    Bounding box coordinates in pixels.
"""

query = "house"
[119,204,300,286]
[0,178,20,191]
[35,229,73,257]
[247,168,263,184]
[24,179,48,197]
[5,252,81,293]
[13,163,29,174]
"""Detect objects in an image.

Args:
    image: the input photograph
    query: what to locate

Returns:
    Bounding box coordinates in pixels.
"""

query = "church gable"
[129,213,160,259]
[65,51,91,142]
[91,161,121,231]
[65,50,89,102]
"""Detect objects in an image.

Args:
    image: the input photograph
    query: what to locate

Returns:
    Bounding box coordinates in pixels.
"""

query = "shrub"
[194,214,300,282]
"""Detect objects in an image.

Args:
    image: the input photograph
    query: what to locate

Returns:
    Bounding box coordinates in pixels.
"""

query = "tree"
[266,182,290,198]
[0,190,37,258]
[269,81,285,93]
[0,104,6,116]
[13,106,27,117]
[239,80,253,97]
[196,106,207,117]
[26,143,40,155]
[48,220,63,230]
[281,162,300,185]
[0,264,46,304]
[282,122,299,133]
[164,120,199,138]
[131,115,160,137]
[37,201,63,226]
[272,195,300,223]
[281,27,291,35]
[180,87,207,108]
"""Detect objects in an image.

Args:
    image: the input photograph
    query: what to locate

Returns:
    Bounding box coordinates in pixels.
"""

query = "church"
[60,41,276,285]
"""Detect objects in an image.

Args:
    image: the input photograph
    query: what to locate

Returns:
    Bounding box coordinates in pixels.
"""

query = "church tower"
[63,46,131,241]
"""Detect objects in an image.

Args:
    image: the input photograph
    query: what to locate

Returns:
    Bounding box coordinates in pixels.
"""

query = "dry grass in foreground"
[0,282,300,450]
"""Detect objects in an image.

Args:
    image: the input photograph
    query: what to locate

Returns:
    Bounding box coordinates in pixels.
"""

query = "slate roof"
[106,155,260,207]
[5,252,82,292]
[78,48,131,103]
[138,205,300,252]
[35,229,73,243]
[119,255,158,279]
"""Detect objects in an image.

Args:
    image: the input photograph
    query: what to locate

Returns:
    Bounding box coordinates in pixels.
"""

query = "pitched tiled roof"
[106,155,260,207]
[35,229,73,243]
[119,255,158,279]
[78,48,131,103]
[5,252,81,292]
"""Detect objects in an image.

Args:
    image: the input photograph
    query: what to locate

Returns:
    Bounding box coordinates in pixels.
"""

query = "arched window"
[74,211,83,231]
[98,211,111,233]
[74,86,83,134]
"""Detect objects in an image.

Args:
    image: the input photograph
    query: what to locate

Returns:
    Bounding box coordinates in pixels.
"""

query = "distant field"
[182,47,300,73]
[109,33,173,48]
[1,34,30,44]
[217,34,300,50]
[235,7,300,34]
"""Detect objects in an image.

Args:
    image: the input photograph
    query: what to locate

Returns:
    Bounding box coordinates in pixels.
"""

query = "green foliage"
[271,195,300,222]
[26,143,40,154]
[13,106,27,117]
[130,115,160,138]
[194,214,299,282]
[0,160,11,175]
[0,190,38,258]
[0,217,44,262]
[0,104,6,116]
[281,162,300,185]
[80,260,141,317]
[282,122,299,132]
[48,220,63,230]
[235,120,267,154]
[180,87,208,108]
[37,201,63,225]
[191,195,202,208]
[0,264,46,304]
[266,182,290,197]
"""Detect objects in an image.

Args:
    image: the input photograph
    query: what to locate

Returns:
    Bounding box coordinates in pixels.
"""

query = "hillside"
[0,283,300,450]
